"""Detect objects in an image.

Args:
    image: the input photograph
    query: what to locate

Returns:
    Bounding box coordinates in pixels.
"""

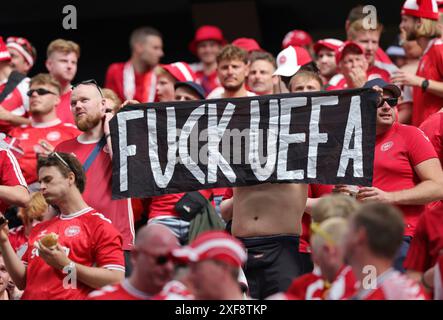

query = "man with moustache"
[247,51,278,96]
[55,80,135,275]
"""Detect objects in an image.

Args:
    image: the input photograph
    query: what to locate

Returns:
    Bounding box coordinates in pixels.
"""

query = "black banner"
[110,88,378,199]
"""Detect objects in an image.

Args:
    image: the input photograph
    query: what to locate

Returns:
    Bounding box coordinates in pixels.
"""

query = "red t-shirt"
[88,279,151,300]
[195,70,219,96]
[0,77,30,133]
[327,66,390,91]
[9,119,80,184]
[419,111,443,165]
[56,136,135,250]
[21,207,125,300]
[404,201,443,272]
[8,225,28,252]
[105,61,156,103]
[0,148,27,213]
[152,280,194,300]
[374,122,437,236]
[355,269,427,300]
[412,38,443,126]
[55,91,75,125]
[374,47,397,76]
[149,189,213,219]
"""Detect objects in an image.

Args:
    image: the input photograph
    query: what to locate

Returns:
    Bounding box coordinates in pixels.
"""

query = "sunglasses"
[377,97,398,108]
[72,79,104,98]
[136,247,171,265]
[27,88,57,97]
[47,152,73,172]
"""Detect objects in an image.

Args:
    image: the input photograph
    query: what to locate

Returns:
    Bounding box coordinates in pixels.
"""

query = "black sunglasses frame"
[72,79,104,98]
[27,88,57,97]
[377,97,398,108]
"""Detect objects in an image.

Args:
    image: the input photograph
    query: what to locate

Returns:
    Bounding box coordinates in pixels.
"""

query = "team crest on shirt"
[20,133,29,140]
[381,141,393,152]
[46,131,61,141]
[65,225,81,237]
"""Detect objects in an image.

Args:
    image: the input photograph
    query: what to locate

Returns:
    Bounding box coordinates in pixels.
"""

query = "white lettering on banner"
[249,99,279,181]
[308,96,338,178]
[337,96,364,177]
[148,107,177,188]
[118,110,144,192]
[179,104,206,184]
[207,103,237,183]
[277,97,307,180]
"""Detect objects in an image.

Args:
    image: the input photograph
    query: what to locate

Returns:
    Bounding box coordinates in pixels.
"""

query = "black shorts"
[239,234,302,299]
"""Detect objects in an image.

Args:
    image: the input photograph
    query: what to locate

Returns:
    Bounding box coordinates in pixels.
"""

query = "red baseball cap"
[171,231,247,268]
[161,62,196,82]
[313,38,344,55]
[189,25,227,55]
[232,38,262,52]
[0,37,11,62]
[282,29,313,49]
[335,41,365,64]
[273,45,313,77]
[401,0,439,20]
[437,0,443,13]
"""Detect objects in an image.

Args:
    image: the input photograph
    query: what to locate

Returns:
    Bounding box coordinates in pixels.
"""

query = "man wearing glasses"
[89,224,180,300]
[56,80,135,274]
[9,73,80,190]
[0,152,125,299]
[351,78,443,271]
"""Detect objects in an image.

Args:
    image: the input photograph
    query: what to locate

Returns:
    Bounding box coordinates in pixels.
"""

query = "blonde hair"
[217,45,248,64]
[347,19,383,40]
[312,194,359,223]
[311,217,349,250]
[102,88,122,113]
[47,39,80,58]
[289,70,323,90]
[30,73,61,94]
[415,17,442,39]
[17,192,48,223]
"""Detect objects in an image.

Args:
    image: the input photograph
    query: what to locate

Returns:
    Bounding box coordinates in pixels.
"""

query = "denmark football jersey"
[56,91,75,125]
[56,136,135,250]
[190,62,219,96]
[419,111,443,165]
[88,279,151,300]
[412,38,443,126]
[404,201,443,272]
[0,148,27,213]
[374,122,437,236]
[0,77,29,133]
[21,207,125,300]
[9,119,80,184]
[152,280,194,300]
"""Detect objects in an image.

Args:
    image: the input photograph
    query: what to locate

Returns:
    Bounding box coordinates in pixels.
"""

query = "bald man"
[89,224,179,299]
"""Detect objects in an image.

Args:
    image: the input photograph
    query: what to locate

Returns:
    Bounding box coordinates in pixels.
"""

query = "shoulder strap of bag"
[0,71,26,103]
[82,136,107,172]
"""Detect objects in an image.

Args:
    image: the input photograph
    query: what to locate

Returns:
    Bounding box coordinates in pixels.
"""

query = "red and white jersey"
[326,266,357,300]
[404,201,443,273]
[419,111,443,165]
[8,225,28,253]
[88,279,151,300]
[9,119,80,184]
[0,147,27,213]
[413,38,443,126]
[0,76,30,133]
[152,280,194,300]
[434,255,443,300]
[21,207,125,300]
[285,266,325,300]
[354,269,427,300]
[56,91,75,125]
[206,88,256,99]
[105,61,157,103]
[374,47,398,76]
[374,122,437,236]
[190,62,219,96]
[326,66,390,91]
[149,189,213,220]
[56,136,135,250]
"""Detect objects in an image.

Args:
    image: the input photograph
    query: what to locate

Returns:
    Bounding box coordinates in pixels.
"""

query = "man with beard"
[392,0,443,126]
[10,73,79,190]
[0,152,125,300]
[89,224,180,300]
[105,27,163,103]
[55,80,135,275]
[45,39,80,125]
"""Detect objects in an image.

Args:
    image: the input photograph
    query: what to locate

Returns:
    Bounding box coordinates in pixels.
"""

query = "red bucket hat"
[189,25,227,55]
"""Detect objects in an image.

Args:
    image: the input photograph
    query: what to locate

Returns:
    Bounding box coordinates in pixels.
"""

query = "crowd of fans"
[1,0,443,300]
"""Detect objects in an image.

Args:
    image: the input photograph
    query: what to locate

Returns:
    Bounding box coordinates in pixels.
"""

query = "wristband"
[421,79,430,92]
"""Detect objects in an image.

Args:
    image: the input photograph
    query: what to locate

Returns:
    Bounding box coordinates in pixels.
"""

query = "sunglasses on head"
[47,152,73,172]
[72,79,104,98]
[377,97,398,108]
[27,88,57,97]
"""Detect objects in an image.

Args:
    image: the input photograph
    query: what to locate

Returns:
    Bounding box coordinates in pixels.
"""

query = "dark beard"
[406,29,418,41]
[75,113,101,132]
